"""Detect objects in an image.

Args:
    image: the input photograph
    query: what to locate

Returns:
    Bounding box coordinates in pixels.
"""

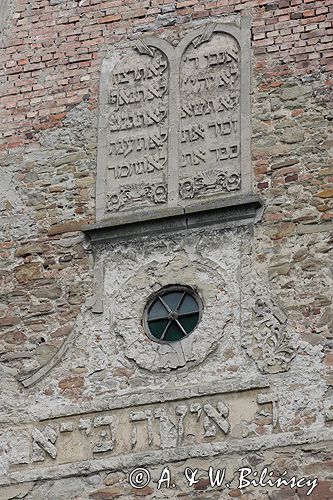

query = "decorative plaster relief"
[250,298,297,374]
[110,251,232,371]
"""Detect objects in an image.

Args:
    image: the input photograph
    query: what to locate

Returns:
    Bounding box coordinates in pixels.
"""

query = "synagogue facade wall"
[0,0,332,498]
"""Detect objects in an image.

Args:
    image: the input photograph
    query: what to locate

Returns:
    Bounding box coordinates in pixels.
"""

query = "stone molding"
[83,194,264,244]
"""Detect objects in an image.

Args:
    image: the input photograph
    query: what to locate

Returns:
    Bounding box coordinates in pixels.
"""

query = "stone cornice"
[82,194,264,244]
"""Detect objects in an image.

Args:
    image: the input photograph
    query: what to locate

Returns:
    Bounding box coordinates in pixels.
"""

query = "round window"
[144,285,203,343]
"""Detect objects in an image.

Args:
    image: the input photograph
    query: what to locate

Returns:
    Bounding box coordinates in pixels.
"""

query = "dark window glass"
[164,322,184,342]
[162,292,184,311]
[178,313,199,333]
[149,300,168,320]
[178,294,198,314]
[148,319,169,339]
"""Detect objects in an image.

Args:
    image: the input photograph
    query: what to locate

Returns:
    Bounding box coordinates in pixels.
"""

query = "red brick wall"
[1,0,332,151]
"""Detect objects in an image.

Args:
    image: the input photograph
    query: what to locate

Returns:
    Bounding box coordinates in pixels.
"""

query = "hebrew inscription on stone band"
[3,387,276,481]
[96,19,251,220]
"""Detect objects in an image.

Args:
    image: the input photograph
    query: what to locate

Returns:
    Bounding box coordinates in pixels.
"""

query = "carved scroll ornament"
[250,298,297,374]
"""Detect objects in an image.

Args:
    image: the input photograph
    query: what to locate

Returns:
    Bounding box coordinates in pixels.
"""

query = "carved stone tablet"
[179,28,241,202]
[96,19,251,222]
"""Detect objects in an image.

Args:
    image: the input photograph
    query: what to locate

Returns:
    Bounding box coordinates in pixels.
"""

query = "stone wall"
[0,0,333,499]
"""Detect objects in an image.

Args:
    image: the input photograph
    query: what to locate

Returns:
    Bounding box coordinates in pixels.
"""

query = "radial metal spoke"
[175,319,188,337]
[148,315,170,322]
[159,296,172,313]
[160,320,172,340]
[176,291,186,311]
[177,310,199,318]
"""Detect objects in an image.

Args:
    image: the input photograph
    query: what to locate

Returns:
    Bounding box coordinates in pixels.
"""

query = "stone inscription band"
[2,380,332,486]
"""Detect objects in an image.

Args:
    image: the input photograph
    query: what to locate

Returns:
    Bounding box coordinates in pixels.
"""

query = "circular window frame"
[143,284,203,344]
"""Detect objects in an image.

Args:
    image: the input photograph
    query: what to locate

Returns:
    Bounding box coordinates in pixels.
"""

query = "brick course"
[0,1,332,148]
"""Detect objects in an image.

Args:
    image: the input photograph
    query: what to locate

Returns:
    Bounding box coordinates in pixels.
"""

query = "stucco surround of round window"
[111,251,232,371]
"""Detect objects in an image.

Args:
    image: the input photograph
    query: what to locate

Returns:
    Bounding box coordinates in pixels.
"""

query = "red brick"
[50,324,73,338]
[285,173,299,182]
[59,376,85,392]
[98,14,121,23]
[317,7,329,15]
[258,181,269,189]
[0,316,19,327]
[48,220,89,236]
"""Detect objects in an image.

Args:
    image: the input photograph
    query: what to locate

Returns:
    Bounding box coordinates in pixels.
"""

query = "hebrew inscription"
[3,380,332,486]
[180,30,241,200]
[105,49,169,214]
[96,19,251,220]
[4,387,276,481]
